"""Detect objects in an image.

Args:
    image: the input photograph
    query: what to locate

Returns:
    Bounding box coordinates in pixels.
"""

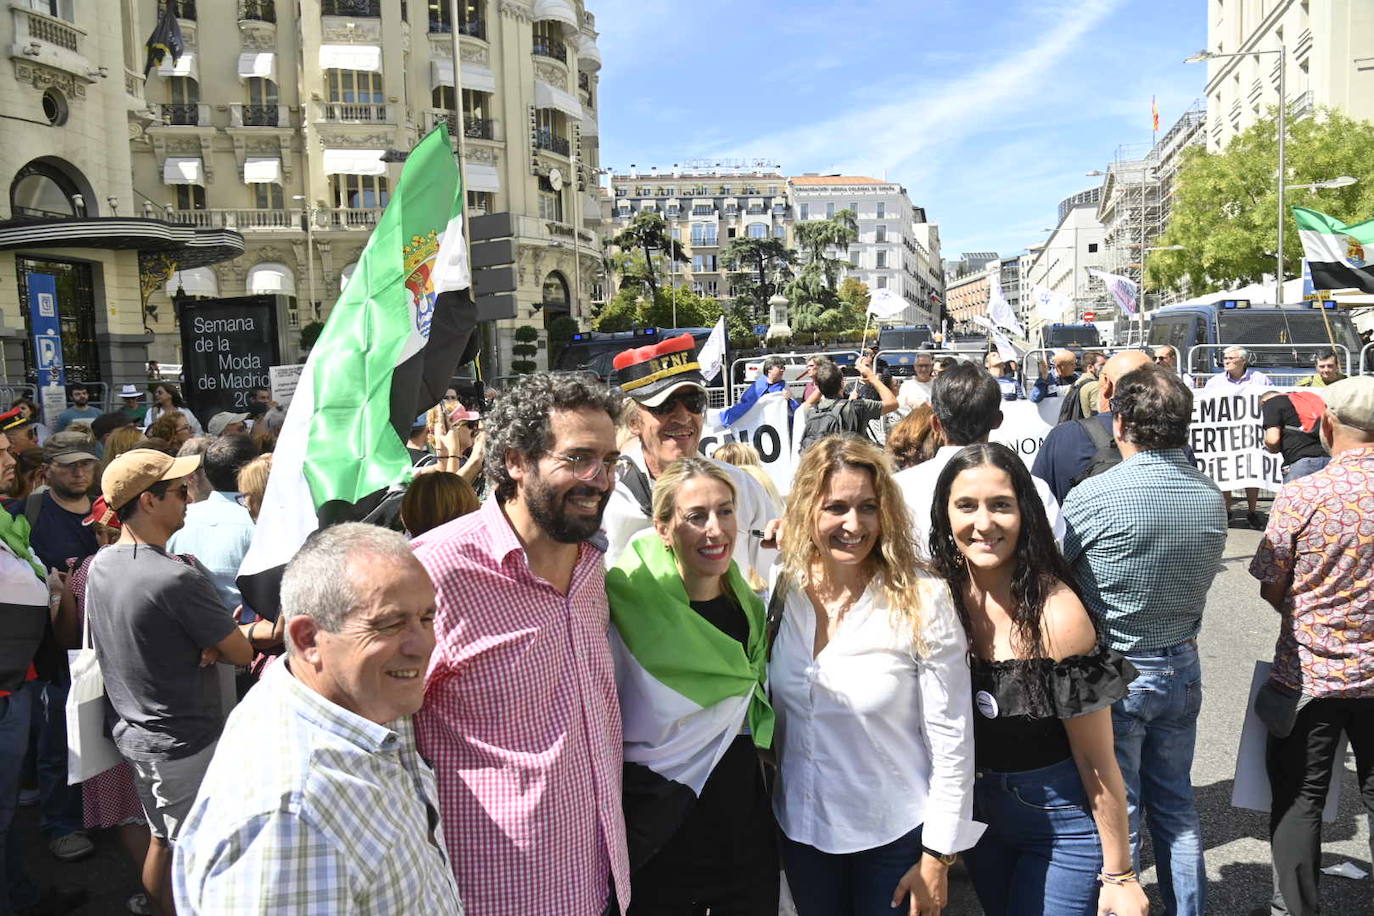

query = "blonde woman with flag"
[606,457,777,915]
[770,435,982,916]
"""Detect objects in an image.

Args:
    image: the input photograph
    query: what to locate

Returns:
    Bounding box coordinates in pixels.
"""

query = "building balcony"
[229,103,292,128]
[1289,89,1313,121]
[124,67,145,107]
[533,130,569,157]
[316,101,392,123]
[169,208,299,230]
[312,208,383,230]
[429,13,486,39]
[10,4,91,80]
[158,0,197,19]
[423,109,497,140]
[238,0,276,23]
[321,0,379,16]
[532,35,567,63]
[160,103,209,126]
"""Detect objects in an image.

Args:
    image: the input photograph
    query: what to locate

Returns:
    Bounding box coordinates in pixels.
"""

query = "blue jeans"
[780,825,922,916]
[965,756,1103,915]
[1112,640,1204,916]
[34,681,81,840]
[1,689,40,914]
[1282,456,1329,484]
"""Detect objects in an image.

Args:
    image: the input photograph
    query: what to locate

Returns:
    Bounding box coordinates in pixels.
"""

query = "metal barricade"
[82,381,110,414]
[0,383,37,407]
[1185,343,1354,387]
[1361,342,1374,377]
[726,350,860,406]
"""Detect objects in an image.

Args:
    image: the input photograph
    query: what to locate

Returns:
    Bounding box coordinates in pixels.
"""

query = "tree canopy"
[1148,108,1374,296]
[607,212,689,300]
[590,285,723,332]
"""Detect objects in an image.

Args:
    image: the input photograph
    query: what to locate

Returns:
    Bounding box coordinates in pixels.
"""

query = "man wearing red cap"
[603,334,776,577]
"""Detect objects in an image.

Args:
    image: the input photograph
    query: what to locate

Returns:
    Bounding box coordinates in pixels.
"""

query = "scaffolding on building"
[1094,100,1206,316]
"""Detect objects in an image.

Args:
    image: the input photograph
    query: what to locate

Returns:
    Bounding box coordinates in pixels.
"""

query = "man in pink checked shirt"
[412,372,629,916]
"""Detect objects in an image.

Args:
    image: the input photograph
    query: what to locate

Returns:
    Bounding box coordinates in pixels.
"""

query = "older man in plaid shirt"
[1062,365,1227,916]
[173,524,463,915]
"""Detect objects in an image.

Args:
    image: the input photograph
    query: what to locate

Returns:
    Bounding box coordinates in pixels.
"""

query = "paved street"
[16,524,1373,915]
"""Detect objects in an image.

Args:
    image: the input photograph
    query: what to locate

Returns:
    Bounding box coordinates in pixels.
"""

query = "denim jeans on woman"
[779,824,922,916]
[964,756,1102,915]
[1112,640,1205,916]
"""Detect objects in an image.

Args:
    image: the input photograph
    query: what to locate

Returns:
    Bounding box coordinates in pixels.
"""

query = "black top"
[691,593,749,647]
[1260,396,1326,465]
[970,647,1134,773]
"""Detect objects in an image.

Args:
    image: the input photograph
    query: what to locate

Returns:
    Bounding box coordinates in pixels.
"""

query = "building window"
[537,175,563,221]
[175,185,206,210]
[467,190,494,213]
[799,203,808,220]
[690,224,717,246]
[243,77,279,126]
[773,224,785,239]
[875,224,887,243]
[159,0,197,18]
[532,20,567,62]
[322,0,379,15]
[876,250,887,269]
[163,76,199,125]
[876,202,885,218]
[849,201,858,213]
[1087,242,1099,253]
[326,69,384,105]
[690,254,716,272]
[16,257,98,383]
[9,161,81,218]
[533,109,569,156]
[692,204,713,216]
[746,223,767,239]
[875,276,887,290]
[331,174,390,209]
[825,202,835,219]
[252,183,284,209]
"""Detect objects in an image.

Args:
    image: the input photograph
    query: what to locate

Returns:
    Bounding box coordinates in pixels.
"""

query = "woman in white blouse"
[142,383,202,436]
[769,435,982,915]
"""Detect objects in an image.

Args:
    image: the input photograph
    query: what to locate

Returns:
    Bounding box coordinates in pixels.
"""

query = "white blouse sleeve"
[914,580,985,854]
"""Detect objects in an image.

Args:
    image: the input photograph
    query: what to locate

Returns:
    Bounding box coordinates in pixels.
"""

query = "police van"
[1147,300,1361,383]
[553,327,716,381]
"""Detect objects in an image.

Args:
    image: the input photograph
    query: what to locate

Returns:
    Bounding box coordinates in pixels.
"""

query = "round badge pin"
[975,689,999,719]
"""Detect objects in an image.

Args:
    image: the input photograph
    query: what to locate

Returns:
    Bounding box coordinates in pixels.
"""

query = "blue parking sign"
[27,273,66,387]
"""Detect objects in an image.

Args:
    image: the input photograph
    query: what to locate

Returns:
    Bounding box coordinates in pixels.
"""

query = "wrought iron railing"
[161,103,200,126]
[239,0,275,23]
[532,35,567,63]
[322,0,379,16]
[534,130,569,156]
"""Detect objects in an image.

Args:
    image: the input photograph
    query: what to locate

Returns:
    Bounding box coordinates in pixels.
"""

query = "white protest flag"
[1030,284,1072,319]
[987,273,1024,337]
[867,287,909,321]
[696,315,727,382]
[1087,268,1138,316]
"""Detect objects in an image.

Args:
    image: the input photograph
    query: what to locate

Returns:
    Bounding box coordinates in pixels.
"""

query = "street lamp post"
[1186,45,1288,303]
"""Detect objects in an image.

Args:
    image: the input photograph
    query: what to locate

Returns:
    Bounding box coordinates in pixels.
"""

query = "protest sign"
[177,295,286,424]
[989,399,1061,468]
[699,392,795,496]
[1189,385,1285,491]
[269,364,305,407]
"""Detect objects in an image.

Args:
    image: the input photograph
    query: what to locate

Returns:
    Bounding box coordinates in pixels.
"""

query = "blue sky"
[592,0,1208,259]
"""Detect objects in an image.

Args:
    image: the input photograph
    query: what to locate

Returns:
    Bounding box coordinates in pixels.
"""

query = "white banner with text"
[699,392,796,496]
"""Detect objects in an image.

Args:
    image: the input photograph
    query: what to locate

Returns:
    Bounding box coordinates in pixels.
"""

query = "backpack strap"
[764,572,790,660]
[617,458,655,519]
[1076,415,1114,451]
[24,491,44,530]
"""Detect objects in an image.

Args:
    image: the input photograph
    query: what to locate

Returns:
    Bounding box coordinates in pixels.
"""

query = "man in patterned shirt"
[1062,365,1227,916]
[173,523,462,915]
[413,373,630,916]
[1250,376,1374,916]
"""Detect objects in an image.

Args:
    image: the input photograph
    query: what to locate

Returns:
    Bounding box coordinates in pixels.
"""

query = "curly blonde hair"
[781,435,928,652]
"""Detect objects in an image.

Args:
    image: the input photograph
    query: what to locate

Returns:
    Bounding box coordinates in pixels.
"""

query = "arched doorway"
[541,270,575,369]
[10,160,87,219]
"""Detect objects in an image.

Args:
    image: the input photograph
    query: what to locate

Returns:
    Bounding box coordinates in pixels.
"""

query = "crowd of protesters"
[0,335,1369,916]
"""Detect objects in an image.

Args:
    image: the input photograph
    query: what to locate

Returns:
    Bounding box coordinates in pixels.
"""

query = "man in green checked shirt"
[173,524,463,915]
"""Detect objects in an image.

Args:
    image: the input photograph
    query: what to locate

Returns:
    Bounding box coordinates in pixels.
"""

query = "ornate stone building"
[129,0,603,373]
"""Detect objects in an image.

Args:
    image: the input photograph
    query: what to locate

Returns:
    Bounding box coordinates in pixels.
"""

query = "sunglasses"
[643,390,707,416]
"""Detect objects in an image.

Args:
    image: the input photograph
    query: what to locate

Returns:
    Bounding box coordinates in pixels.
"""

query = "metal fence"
[1185,343,1355,388]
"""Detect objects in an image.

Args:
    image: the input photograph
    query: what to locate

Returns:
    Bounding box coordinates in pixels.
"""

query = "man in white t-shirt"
[1204,346,1270,528]
[896,353,935,416]
[897,363,1064,556]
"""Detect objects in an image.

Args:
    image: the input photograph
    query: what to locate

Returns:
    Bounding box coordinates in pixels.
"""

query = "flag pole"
[449,0,479,374]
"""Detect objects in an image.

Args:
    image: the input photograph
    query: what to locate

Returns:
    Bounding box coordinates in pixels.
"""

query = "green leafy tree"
[837,276,871,314]
[608,212,688,300]
[511,324,539,375]
[591,286,724,332]
[725,297,757,348]
[590,288,642,332]
[1148,108,1374,296]
[719,237,797,317]
[793,208,859,290]
[299,320,325,353]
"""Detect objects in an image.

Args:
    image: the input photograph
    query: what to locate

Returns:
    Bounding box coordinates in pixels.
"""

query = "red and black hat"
[0,406,30,432]
[612,333,707,406]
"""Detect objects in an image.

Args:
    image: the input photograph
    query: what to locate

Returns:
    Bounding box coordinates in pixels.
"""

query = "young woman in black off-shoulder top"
[928,442,1147,916]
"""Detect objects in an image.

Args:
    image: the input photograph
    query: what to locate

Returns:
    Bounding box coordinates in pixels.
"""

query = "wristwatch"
[923,846,957,866]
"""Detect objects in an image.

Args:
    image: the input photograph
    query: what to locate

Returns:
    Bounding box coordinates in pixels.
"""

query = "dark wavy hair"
[1113,364,1191,450]
[483,372,622,502]
[929,443,1088,683]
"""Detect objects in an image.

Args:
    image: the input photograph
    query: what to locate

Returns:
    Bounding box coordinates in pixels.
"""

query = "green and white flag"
[238,125,476,616]
[1293,206,1374,294]
[606,531,773,867]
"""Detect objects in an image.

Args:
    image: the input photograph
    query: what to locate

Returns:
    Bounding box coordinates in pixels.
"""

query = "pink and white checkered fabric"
[413,499,629,916]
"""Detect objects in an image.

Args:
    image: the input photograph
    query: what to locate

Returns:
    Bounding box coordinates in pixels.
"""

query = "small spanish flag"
[1152,96,1160,132]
